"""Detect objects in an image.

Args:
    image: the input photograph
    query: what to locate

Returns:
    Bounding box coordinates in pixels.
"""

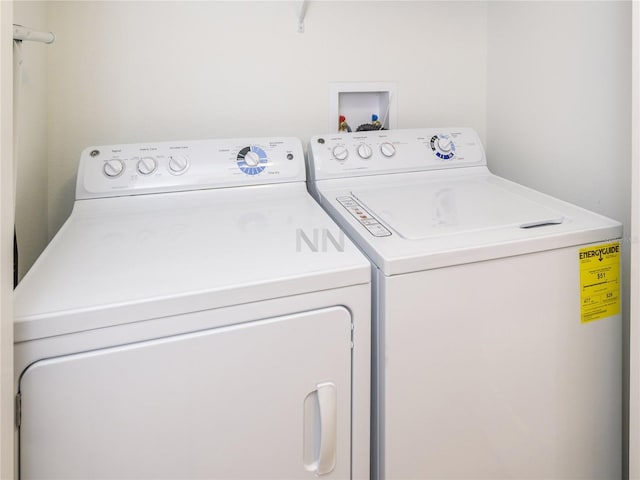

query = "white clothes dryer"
[14,137,371,479]
[307,128,622,479]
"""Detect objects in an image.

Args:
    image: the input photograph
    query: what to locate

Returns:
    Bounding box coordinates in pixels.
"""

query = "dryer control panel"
[307,127,486,181]
[77,137,305,199]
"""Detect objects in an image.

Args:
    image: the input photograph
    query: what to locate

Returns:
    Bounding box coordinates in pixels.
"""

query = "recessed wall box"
[329,82,397,132]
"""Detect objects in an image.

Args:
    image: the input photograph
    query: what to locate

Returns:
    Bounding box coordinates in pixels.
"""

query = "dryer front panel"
[18,307,353,479]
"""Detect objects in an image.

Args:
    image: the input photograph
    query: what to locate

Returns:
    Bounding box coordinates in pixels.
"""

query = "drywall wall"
[45,0,488,240]
[487,1,630,220]
[13,1,48,281]
[486,1,632,475]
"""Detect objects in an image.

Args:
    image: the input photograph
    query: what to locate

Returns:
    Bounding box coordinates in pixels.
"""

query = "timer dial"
[430,134,456,160]
[437,137,453,152]
[237,146,268,175]
[244,151,260,167]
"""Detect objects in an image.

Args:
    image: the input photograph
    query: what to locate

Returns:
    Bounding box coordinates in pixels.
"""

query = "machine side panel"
[381,246,621,479]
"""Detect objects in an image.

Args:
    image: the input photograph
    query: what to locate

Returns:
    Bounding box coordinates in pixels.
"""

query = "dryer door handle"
[303,382,337,475]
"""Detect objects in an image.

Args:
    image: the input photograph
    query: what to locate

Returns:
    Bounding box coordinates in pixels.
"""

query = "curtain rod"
[13,24,55,44]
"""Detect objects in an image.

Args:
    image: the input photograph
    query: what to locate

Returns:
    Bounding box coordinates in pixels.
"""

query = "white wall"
[44,0,488,243]
[13,1,48,282]
[487,1,630,220]
[486,1,632,475]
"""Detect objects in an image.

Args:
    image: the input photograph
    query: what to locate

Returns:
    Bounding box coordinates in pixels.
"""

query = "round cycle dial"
[103,159,125,178]
[332,145,349,161]
[380,142,396,158]
[137,157,158,175]
[244,151,261,167]
[357,143,373,159]
[430,135,456,160]
[237,146,268,175]
[168,155,189,175]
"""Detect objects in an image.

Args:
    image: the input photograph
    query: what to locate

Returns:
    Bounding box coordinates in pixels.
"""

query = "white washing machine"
[14,137,371,479]
[307,128,622,479]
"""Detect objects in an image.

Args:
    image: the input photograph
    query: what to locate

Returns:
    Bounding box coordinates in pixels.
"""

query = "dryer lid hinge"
[15,392,21,428]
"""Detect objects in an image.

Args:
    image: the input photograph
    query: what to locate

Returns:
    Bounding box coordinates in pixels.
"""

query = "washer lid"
[315,170,621,276]
[14,184,370,342]
[352,178,565,240]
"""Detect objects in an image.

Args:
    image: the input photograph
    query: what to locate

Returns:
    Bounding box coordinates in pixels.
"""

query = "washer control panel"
[77,137,304,199]
[308,127,486,181]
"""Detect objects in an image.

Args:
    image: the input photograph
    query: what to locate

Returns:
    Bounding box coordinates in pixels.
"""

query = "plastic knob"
[437,136,453,152]
[332,145,349,161]
[357,143,373,159]
[103,159,125,178]
[244,151,260,167]
[137,156,158,175]
[380,142,396,158]
[168,155,189,174]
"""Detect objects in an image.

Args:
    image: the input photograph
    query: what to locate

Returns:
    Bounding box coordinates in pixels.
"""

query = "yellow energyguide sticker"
[579,241,620,323]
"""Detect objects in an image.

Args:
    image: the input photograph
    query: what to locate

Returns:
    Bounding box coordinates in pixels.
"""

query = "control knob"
[380,142,396,158]
[168,155,189,174]
[237,146,267,175]
[332,145,349,161]
[356,143,373,159]
[437,136,453,152]
[137,156,158,175]
[103,159,125,178]
[431,134,456,160]
[244,151,261,167]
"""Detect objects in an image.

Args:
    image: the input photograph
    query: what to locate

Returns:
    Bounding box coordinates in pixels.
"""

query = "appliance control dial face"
[243,151,260,167]
[356,143,373,159]
[103,159,125,178]
[430,134,456,160]
[380,142,396,158]
[237,146,268,175]
[168,155,189,175]
[332,145,349,161]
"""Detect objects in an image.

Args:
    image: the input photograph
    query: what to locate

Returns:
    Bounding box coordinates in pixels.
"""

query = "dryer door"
[18,306,353,479]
